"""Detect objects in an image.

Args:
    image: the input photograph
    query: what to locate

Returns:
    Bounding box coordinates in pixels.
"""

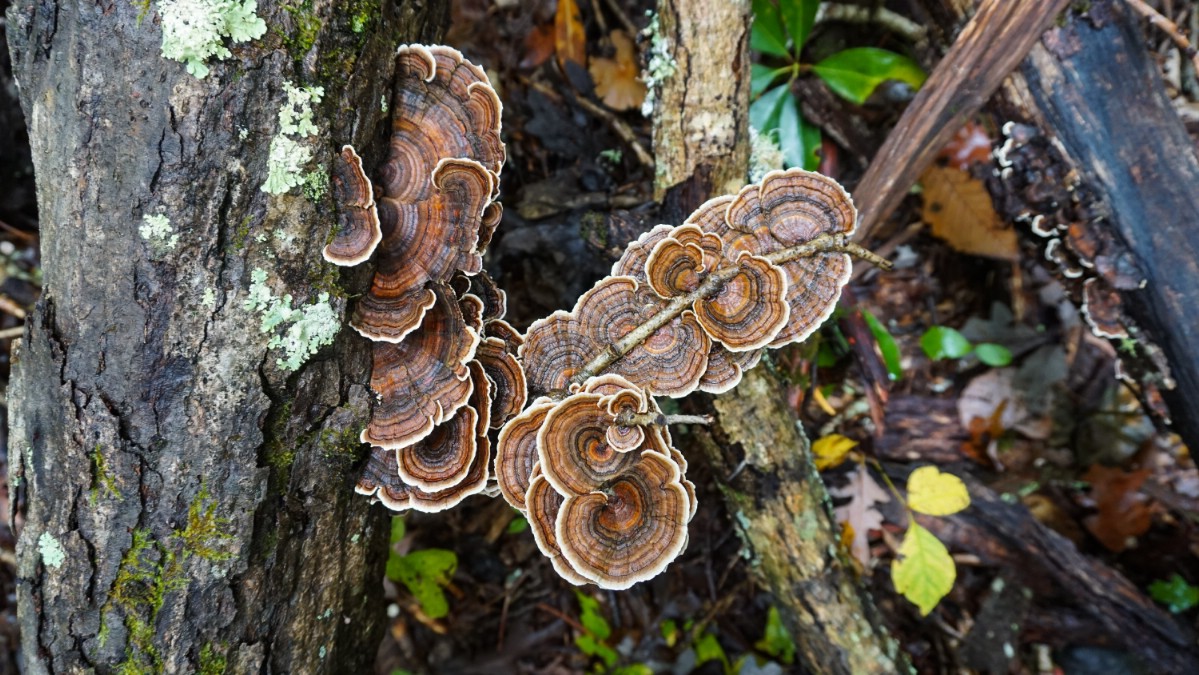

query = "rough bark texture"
[650,1,906,672]
[6,1,444,671]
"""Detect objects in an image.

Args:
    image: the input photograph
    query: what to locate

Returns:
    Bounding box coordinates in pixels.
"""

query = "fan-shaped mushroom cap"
[476,337,528,428]
[324,145,382,266]
[645,237,708,298]
[694,252,790,351]
[355,446,413,511]
[555,450,691,590]
[354,158,495,342]
[611,224,675,281]
[698,345,763,394]
[396,405,478,491]
[478,202,504,254]
[484,318,524,351]
[583,374,653,452]
[494,399,556,510]
[470,270,508,321]
[681,478,698,523]
[538,393,640,496]
[670,224,724,271]
[459,293,485,331]
[578,277,711,397]
[519,311,597,395]
[525,475,590,586]
[724,169,856,347]
[362,285,480,449]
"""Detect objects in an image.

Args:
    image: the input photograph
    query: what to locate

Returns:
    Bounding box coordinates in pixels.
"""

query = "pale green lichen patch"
[139,214,180,250]
[38,532,66,569]
[640,12,677,117]
[749,127,785,183]
[263,82,326,195]
[158,0,268,79]
[244,268,340,371]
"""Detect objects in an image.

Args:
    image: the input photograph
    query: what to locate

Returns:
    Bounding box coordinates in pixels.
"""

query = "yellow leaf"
[554,0,587,71]
[589,30,646,111]
[906,466,970,516]
[812,434,857,470]
[892,522,956,616]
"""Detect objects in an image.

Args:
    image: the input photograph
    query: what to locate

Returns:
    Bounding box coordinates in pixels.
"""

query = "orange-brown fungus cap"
[484,319,524,351]
[494,399,555,510]
[354,158,495,342]
[669,224,724,272]
[519,311,598,396]
[538,393,640,496]
[459,293,485,331]
[470,270,508,322]
[356,446,413,511]
[695,252,790,351]
[525,475,589,586]
[476,337,528,428]
[645,237,708,298]
[555,450,690,590]
[611,224,674,282]
[724,169,856,347]
[1082,278,1128,339]
[362,286,479,449]
[324,145,382,266]
[698,345,763,394]
[583,374,653,452]
[578,277,710,397]
[397,405,478,491]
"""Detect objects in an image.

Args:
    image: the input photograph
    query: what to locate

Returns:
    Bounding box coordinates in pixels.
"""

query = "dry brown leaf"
[554,0,586,71]
[589,30,646,111]
[830,465,891,565]
[522,23,555,70]
[921,164,1018,261]
[1082,464,1152,552]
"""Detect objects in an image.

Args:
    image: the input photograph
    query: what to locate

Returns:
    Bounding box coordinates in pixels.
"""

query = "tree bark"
[5,1,444,671]
[650,1,907,672]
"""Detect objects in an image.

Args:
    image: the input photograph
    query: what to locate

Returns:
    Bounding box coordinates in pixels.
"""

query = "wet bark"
[5,0,445,671]
[651,1,907,672]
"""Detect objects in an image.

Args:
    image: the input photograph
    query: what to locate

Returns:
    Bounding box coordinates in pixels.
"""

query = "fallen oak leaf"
[1082,464,1152,552]
[831,465,890,565]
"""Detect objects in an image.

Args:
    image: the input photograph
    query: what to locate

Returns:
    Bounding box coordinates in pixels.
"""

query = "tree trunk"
[650,1,907,672]
[6,1,444,671]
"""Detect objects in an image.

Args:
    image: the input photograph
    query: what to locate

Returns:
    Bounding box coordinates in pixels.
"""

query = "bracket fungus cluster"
[325,45,523,512]
[520,169,859,398]
[336,46,883,590]
[496,375,695,588]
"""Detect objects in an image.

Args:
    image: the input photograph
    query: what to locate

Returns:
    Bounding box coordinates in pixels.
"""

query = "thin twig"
[573,234,892,383]
[0,296,27,320]
[525,78,655,170]
[0,326,25,340]
[614,411,713,427]
[601,0,638,37]
[817,3,927,43]
[1126,0,1199,74]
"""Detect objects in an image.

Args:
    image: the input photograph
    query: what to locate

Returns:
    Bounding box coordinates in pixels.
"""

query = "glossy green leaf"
[750,83,789,134]
[781,0,820,53]
[575,634,619,667]
[751,0,790,58]
[812,47,926,104]
[575,591,612,640]
[754,606,796,664]
[694,632,729,670]
[974,343,1013,367]
[387,548,458,619]
[921,326,973,361]
[751,63,789,98]
[506,515,529,534]
[1149,574,1199,614]
[777,92,820,170]
[863,309,904,380]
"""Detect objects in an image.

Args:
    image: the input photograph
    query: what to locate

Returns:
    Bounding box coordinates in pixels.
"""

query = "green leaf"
[777,93,821,170]
[387,548,458,619]
[920,326,973,361]
[781,0,820,54]
[1149,574,1199,613]
[751,63,789,98]
[751,0,790,58]
[660,618,680,648]
[974,343,1013,367]
[694,632,728,670]
[812,47,927,104]
[390,516,406,545]
[906,466,971,516]
[754,606,796,664]
[750,84,789,135]
[892,522,956,616]
[506,515,529,534]
[574,634,619,667]
[863,309,904,380]
[611,665,654,675]
[574,591,612,640]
